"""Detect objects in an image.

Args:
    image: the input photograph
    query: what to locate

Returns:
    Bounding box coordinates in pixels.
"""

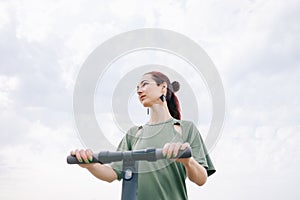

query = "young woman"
[70,71,215,199]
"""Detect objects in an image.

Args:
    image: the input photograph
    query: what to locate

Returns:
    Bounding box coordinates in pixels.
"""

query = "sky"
[0,0,300,199]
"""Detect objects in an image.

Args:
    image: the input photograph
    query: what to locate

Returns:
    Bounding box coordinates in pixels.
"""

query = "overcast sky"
[0,0,299,199]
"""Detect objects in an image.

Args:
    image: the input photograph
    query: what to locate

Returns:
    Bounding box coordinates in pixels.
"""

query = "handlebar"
[67,147,192,164]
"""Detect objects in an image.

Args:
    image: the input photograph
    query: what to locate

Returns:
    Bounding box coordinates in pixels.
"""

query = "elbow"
[195,171,208,186]
[105,170,118,183]
[105,178,115,183]
[103,174,118,183]
[197,176,207,186]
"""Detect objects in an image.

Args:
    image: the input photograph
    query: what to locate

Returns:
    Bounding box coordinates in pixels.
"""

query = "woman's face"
[136,74,165,107]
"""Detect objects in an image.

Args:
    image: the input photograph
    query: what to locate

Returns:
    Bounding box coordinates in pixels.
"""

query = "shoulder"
[128,125,141,132]
[126,125,140,134]
[173,119,200,137]
[126,125,144,138]
[173,119,197,129]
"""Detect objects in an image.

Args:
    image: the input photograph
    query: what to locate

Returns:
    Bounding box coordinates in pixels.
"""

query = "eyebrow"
[136,80,149,89]
[138,80,148,84]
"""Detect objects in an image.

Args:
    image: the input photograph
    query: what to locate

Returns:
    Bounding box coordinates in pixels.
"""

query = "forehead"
[138,74,154,83]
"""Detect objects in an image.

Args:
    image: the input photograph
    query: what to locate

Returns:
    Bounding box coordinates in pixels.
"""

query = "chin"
[141,101,151,107]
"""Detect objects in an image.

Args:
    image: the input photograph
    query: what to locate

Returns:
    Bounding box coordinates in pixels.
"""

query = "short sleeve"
[186,122,216,177]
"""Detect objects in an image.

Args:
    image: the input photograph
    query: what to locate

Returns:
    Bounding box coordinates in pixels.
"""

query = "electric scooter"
[67,147,191,200]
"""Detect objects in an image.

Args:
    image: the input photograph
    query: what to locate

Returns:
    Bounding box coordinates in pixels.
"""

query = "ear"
[161,82,167,94]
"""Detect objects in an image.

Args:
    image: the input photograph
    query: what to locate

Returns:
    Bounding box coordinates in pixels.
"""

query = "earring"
[159,94,166,102]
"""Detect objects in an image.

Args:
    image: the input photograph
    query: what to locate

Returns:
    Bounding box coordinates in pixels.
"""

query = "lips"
[139,95,146,101]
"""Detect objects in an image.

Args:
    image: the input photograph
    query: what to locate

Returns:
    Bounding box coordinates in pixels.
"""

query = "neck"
[148,103,172,124]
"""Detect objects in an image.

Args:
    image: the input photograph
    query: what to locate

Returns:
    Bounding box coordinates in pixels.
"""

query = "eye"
[142,82,148,87]
[137,81,151,91]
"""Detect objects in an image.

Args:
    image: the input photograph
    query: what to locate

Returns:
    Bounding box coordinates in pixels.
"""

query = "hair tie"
[171,81,180,93]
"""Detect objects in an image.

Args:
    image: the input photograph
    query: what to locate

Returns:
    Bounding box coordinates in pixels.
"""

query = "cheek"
[147,87,160,96]
[147,91,159,100]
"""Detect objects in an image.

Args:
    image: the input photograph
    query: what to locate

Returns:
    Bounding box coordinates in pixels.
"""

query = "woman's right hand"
[70,149,97,168]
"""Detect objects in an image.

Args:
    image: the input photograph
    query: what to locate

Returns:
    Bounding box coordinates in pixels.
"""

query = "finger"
[173,142,182,158]
[86,149,93,162]
[79,149,89,163]
[70,150,76,156]
[166,143,176,159]
[162,143,170,157]
[75,149,83,163]
[181,142,190,150]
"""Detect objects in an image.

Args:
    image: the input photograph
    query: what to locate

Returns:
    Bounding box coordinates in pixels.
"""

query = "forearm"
[183,157,207,186]
[85,163,118,183]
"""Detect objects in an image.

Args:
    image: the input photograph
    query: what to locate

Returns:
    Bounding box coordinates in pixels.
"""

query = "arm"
[71,149,118,183]
[84,163,118,183]
[181,157,207,186]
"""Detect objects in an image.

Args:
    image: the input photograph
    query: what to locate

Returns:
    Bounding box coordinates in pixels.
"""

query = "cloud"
[0,0,299,199]
[0,120,123,199]
[0,75,19,107]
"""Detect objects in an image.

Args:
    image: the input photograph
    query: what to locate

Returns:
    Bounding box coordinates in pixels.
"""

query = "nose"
[137,89,142,96]
[137,85,143,95]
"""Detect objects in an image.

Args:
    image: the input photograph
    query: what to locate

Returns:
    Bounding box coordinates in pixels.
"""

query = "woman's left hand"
[162,142,191,165]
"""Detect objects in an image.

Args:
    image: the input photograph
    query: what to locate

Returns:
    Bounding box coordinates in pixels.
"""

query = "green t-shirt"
[111,118,216,200]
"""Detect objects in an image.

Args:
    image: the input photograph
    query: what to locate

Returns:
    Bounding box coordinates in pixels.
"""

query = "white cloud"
[0,0,299,199]
[0,120,123,200]
[0,75,19,107]
[0,1,12,30]
[254,126,276,139]
[0,75,19,91]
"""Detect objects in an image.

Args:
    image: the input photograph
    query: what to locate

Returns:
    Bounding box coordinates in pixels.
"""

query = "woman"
[70,71,215,199]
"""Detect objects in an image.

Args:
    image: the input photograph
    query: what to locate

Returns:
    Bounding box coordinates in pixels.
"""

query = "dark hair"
[144,71,181,120]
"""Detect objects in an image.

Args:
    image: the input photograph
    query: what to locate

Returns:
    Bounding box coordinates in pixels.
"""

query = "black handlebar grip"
[155,146,192,160]
[66,154,100,164]
[66,152,124,164]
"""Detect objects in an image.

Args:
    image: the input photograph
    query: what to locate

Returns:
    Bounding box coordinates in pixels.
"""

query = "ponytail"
[167,91,181,120]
